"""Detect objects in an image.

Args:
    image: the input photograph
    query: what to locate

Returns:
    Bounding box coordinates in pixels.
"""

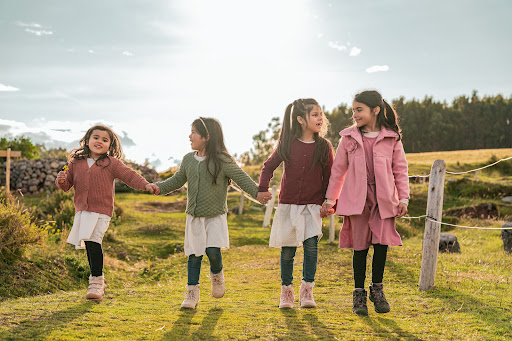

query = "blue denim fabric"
[280,236,318,285]
[187,247,223,285]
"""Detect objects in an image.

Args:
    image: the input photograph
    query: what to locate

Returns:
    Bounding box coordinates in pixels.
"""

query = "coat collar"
[339,126,398,145]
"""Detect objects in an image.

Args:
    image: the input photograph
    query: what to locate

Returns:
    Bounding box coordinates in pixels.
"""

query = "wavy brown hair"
[276,98,332,168]
[353,90,402,140]
[68,124,123,167]
[192,117,234,185]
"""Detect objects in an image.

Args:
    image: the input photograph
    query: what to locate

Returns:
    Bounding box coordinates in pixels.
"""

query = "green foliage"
[0,136,39,161]
[446,178,512,198]
[35,145,68,159]
[32,189,76,232]
[0,198,42,264]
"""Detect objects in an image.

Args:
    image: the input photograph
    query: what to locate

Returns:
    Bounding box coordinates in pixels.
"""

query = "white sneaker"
[210,270,225,298]
[299,280,316,308]
[181,285,200,309]
[279,285,294,309]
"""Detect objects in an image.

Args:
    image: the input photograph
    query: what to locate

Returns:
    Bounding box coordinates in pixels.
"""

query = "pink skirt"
[339,183,402,250]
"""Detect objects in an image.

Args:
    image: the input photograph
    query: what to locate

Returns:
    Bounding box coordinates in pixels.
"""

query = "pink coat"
[325,126,410,219]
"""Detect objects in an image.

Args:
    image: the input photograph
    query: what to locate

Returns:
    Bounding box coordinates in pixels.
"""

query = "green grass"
[2,147,512,340]
[2,190,512,340]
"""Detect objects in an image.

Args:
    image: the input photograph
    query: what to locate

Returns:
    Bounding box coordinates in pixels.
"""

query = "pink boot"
[209,270,225,298]
[299,280,316,308]
[279,285,294,309]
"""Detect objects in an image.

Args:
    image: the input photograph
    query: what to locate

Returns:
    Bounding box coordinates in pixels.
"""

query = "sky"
[1,0,511,171]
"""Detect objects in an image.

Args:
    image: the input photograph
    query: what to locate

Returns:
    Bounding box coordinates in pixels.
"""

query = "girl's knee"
[281,247,296,261]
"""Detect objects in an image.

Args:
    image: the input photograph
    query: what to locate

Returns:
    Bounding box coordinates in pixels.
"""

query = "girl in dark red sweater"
[258,98,334,309]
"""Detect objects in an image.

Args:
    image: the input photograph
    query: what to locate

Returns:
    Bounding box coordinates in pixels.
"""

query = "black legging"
[85,241,103,277]
[353,244,388,289]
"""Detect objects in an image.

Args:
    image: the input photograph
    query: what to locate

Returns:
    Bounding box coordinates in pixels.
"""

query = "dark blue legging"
[187,247,223,285]
[280,236,318,286]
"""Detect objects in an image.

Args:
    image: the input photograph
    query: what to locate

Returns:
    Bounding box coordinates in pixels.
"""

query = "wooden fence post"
[1,148,22,196]
[329,215,335,242]
[238,191,244,215]
[263,186,277,227]
[419,159,446,291]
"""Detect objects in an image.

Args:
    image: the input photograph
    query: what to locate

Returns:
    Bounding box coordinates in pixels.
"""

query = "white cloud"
[365,65,390,73]
[122,51,133,57]
[15,21,43,28]
[0,83,20,91]
[88,49,95,54]
[328,41,347,51]
[349,47,361,56]
[24,28,53,36]
[317,33,324,39]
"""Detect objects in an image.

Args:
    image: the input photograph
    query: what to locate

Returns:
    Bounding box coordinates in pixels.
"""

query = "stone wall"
[1,158,159,196]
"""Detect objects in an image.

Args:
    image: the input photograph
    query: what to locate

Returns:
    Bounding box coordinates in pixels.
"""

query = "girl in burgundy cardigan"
[257,98,334,309]
[56,124,159,302]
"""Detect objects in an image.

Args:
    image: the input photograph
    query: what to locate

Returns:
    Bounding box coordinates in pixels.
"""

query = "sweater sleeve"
[113,159,149,191]
[392,139,410,201]
[224,160,259,198]
[321,143,334,199]
[156,156,188,195]
[258,149,283,192]
[325,137,349,201]
[55,161,74,192]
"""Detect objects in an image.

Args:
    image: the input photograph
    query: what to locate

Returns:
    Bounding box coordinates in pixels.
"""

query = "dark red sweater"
[258,139,334,205]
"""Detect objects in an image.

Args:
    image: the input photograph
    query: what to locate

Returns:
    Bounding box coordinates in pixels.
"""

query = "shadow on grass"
[163,307,223,340]
[0,302,92,340]
[302,312,336,339]
[280,308,308,337]
[362,316,424,341]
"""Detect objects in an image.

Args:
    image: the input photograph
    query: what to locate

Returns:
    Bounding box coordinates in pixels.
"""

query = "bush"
[32,189,76,232]
[0,198,42,264]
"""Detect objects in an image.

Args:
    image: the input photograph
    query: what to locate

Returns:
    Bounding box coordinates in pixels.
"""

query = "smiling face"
[189,125,208,153]
[87,129,111,158]
[352,100,380,131]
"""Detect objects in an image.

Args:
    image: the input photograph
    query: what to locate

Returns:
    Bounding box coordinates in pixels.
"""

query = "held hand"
[57,171,67,184]
[321,203,335,218]
[145,183,160,195]
[396,203,408,218]
[257,191,272,205]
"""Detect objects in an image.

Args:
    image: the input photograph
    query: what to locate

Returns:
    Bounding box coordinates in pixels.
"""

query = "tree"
[0,136,39,161]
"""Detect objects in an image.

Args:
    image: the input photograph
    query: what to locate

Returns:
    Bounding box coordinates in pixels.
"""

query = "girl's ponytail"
[276,103,294,162]
[382,99,402,140]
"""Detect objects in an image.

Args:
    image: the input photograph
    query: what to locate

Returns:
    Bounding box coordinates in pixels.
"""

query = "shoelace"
[211,274,224,285]
[301,287,313,300]
[185,290,197,300]
[372,288,386,302]
[354,292,366,307]
[282,289,294,303]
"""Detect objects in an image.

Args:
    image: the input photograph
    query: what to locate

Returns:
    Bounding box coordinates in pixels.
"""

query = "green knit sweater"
[156,152,259,217]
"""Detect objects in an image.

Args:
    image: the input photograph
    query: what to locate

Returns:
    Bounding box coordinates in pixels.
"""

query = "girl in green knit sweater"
[155,117,271,309]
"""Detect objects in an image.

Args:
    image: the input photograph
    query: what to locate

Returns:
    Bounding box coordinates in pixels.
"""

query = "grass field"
[1,149,512,340]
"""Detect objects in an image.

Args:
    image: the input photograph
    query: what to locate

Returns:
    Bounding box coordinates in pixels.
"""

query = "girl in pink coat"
[321,90,410,316]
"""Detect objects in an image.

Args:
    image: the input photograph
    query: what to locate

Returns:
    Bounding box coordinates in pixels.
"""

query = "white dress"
[66,158,112,249]
[269,204,323,247]
[184,153,230,257]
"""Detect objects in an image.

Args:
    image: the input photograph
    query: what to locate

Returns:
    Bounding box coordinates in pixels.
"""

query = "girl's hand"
[257,191,272,205]
[57,171,67,184]
[145,183,160,195]
[396,203,408,218]
[321,203,335,218]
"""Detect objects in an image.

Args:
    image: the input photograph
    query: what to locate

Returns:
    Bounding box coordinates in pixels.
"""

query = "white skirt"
[67,211,111,249]
[269,204,323,247]
[185,213,229,256]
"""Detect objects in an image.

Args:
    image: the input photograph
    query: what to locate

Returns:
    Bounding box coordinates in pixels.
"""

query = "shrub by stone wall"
[1,158,159,196]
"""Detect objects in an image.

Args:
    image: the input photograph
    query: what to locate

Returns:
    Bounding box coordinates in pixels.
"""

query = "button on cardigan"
[258,139,334,205]
[55,156,149,217]
[156,152,259,217]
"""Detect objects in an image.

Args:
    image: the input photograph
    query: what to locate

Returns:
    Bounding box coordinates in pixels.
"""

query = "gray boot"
[352,289,368,315]
[369,283,390,313]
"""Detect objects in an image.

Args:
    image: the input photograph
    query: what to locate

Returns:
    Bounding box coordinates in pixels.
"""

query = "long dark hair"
[68,124,123,166]
[192,117,234,185]
[276,98,332,168]
[353,90,402,140]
